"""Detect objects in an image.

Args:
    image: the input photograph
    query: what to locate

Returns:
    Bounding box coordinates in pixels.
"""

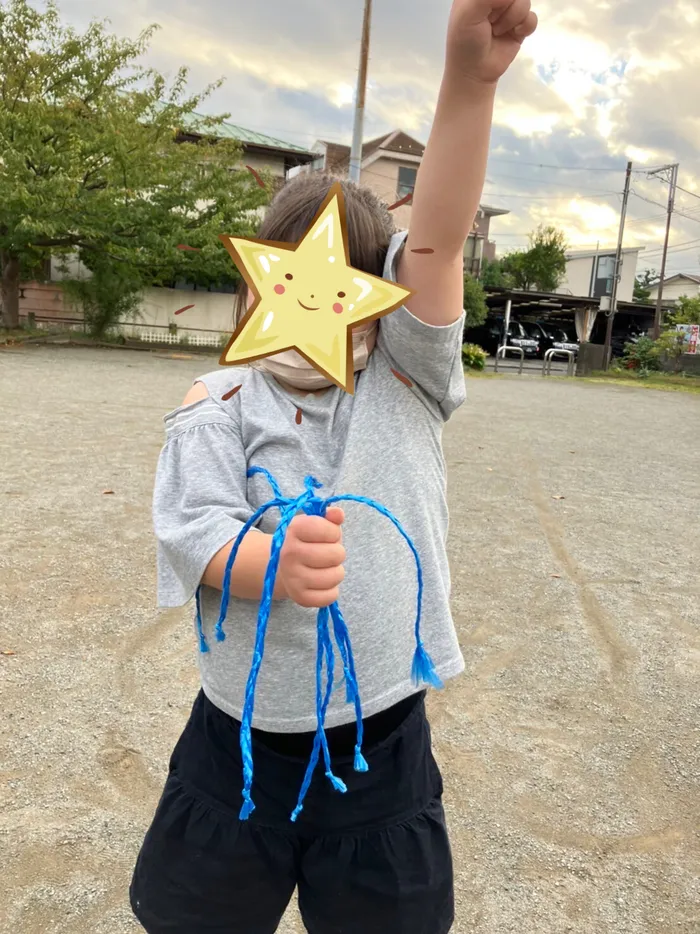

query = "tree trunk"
[1,250,21,329]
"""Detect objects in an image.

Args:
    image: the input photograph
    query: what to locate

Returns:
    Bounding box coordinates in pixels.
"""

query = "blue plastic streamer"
[207,469,441,821]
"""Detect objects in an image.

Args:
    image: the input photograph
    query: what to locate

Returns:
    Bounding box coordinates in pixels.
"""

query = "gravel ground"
[1,345,698,934]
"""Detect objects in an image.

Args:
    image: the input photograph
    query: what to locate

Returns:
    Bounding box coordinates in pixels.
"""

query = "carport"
[484,287,657,347]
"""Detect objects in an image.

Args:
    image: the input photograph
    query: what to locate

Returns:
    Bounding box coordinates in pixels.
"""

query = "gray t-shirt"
[154,231,466,732]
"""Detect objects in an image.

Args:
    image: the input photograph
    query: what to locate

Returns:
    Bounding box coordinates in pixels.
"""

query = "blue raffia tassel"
[195,587,208,653]
[209,468,441,822]
[412,641,444,690]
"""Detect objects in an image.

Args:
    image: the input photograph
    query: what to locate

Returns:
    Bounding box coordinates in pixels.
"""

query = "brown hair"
[233,173,396,325]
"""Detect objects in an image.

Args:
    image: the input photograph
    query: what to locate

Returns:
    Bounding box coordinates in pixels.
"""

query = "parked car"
[523,322,580,360]
[464,316,539,358]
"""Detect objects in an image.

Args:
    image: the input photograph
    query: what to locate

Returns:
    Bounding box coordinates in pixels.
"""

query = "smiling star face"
[219,182,413,393]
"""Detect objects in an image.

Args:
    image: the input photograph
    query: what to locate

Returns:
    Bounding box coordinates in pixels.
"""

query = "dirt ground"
[1,345,698,934]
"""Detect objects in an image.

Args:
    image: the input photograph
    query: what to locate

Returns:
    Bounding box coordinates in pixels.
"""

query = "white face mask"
[237,288,378,391]
[253,322,378,391]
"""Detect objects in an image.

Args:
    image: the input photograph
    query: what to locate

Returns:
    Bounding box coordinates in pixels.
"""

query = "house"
[647,273,700,305]
[175,109,316,180]
[307,130,509,275]
[557,247,644,304]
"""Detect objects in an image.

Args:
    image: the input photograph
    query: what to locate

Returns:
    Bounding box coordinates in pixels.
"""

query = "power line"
[676,183,700,202]
[357,165,621,204]
[643,236,700,253]
[487,157,640,174]
[486,170,621,194]
[626,212,671,226]
[481,189,619,201]
[631,190,700,226]
[642,241,700,259]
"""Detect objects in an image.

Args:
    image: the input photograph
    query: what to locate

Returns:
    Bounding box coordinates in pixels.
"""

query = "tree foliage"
[480,257,512,289]
[463,274,489,328]
[633,269,658,304]
[667,294,700,326]
[0,0,269,328]
[501,225,568,292]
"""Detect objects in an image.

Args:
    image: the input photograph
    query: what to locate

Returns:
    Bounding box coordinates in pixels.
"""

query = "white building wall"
[617,254,638,302]
[558,256,593,296]
[123,286,237,346]
[50,254,92,281]
[558,252,639,301]
[243,151,287,177]
[648,279,700,304]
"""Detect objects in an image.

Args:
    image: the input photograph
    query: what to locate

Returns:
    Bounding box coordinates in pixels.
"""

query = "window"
[593,255,616,298]
[397,166,417,200]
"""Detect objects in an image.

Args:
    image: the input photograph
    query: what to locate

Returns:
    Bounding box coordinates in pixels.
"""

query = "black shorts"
[130,690,453,934]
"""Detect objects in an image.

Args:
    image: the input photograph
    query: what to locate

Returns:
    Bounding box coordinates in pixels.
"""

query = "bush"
[62,258,143,339]
[656,329,689,373]
[462,342,487,371]
[621,336,661,373]
[463,275,488,329]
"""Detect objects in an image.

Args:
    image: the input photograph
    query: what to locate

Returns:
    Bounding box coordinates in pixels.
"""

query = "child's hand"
[279,508,346,608]
[445,0,538,86]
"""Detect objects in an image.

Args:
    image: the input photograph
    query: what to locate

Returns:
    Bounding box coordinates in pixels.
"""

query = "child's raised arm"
[399,0,537,325]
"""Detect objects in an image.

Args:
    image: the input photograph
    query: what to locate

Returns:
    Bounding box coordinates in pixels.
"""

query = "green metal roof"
[176,107,311,153]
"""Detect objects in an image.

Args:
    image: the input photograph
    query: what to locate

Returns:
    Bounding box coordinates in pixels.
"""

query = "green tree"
[480,257,512,288]
[0,0,268,328]
[667,294,700,326]
[501,250,534,290]
[502,225,568,292]
[634,269,658,304]
[463,274,488,328]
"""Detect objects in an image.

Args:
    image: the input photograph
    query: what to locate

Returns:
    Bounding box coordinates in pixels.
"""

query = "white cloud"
[46,0,700,274]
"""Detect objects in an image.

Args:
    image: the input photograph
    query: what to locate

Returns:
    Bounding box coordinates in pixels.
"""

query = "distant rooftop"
[566,247,645,259]
[152,102,312,154]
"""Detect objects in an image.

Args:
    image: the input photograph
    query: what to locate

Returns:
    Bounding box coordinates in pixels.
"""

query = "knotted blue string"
[206,468,441,822]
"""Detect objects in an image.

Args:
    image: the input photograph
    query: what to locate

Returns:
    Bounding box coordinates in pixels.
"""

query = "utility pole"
[650,163,679,339]
[603,161,633,369]
[349,0,373,184]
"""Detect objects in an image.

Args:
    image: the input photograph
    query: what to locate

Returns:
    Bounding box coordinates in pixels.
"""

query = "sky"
[47,0,700,276]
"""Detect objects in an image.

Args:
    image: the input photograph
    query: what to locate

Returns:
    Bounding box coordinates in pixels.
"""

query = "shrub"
[462,342,487,371]
[621,336,661,372]
[656,329,689,373]
[62,258,143,339]
[463,276,489,329]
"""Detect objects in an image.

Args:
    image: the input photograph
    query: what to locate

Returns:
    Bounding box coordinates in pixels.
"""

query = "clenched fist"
[446,0,538,86]
[278,508,346,608]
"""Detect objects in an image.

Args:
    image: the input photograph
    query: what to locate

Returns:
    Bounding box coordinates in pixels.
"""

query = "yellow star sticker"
[219,182,414,393]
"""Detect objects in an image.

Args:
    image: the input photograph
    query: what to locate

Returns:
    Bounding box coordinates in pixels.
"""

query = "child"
[130,2,537,932]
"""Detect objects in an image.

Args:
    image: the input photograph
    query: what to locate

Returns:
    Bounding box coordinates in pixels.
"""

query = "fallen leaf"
[388,192,413,211]
[391,368,413,388]
[552,495,565,500]
[1,649,16,656]
[222,384,242,402]
[246,165,267,189]
[102,489,115,495]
